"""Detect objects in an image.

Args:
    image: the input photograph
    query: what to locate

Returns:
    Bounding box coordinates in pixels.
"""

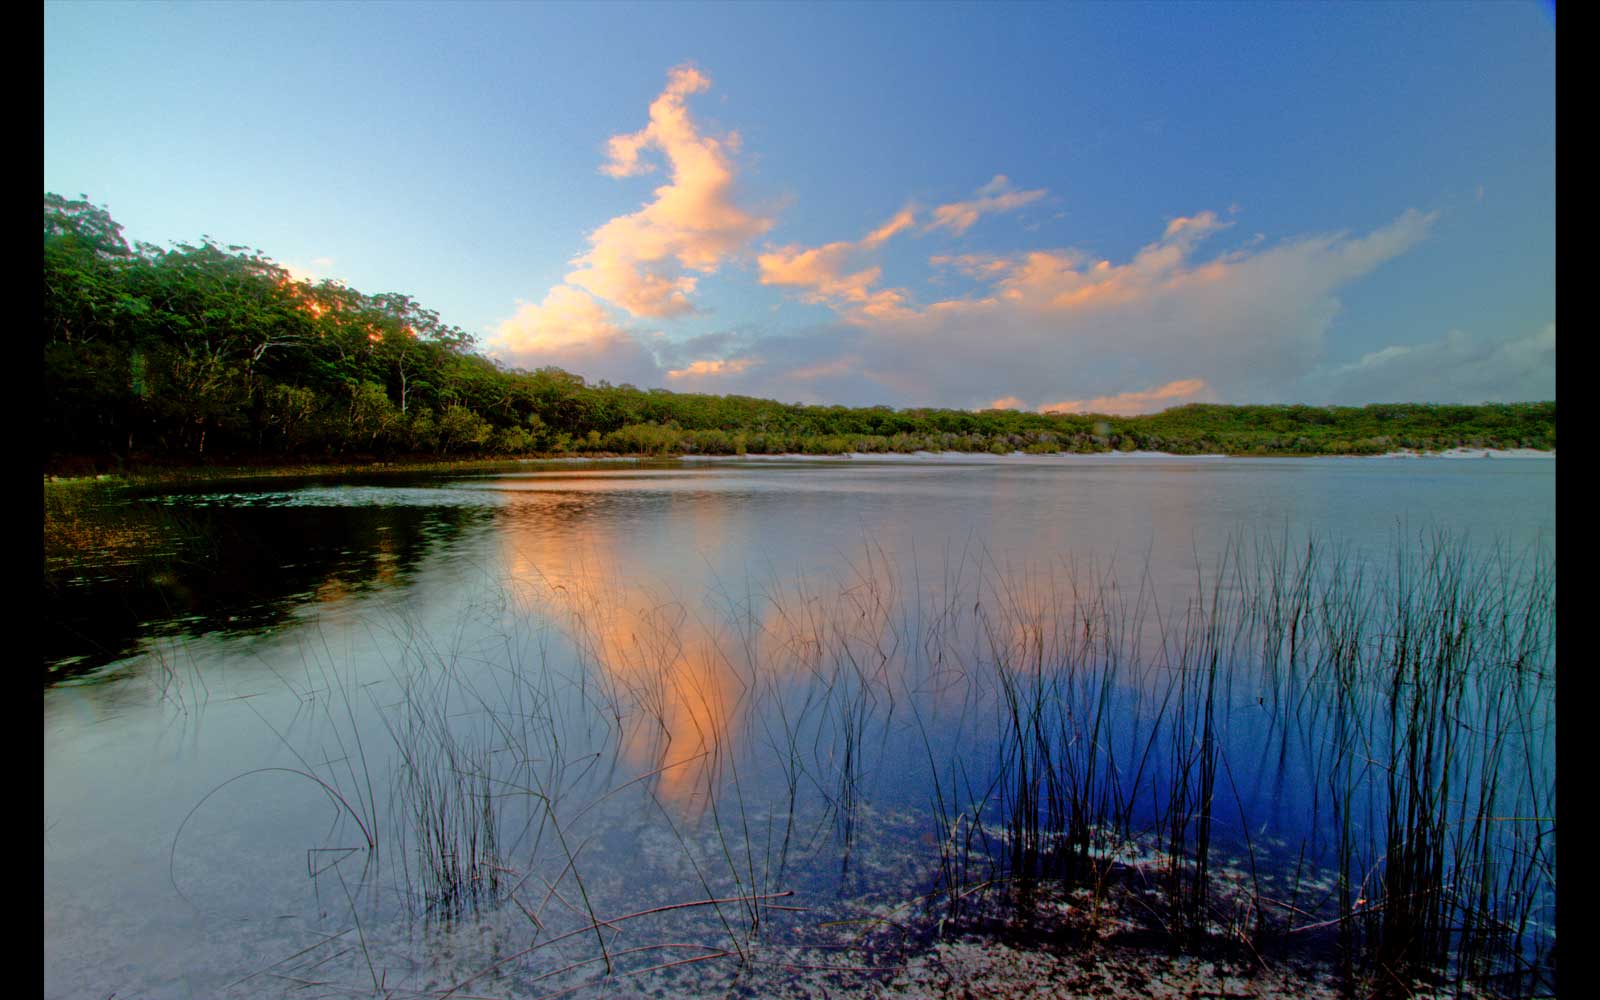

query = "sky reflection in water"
[43,456,1554,999]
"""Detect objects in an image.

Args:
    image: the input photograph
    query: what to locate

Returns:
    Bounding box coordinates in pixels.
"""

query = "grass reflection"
[182,528,1554,997]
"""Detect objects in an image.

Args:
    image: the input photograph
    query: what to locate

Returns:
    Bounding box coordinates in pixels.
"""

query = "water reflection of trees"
[44,500,483,681]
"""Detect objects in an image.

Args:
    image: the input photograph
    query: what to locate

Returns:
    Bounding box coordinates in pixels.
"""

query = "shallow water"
[43,454,1555,998]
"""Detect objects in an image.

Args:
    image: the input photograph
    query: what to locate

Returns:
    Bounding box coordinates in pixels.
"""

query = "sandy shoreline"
[1379,446,1554,459]
[42,446,1555,487]
[680,447,1554,463]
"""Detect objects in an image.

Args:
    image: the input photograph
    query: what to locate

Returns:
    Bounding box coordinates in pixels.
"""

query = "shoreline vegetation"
[42,445,1556,491]
[45,194,1553,479]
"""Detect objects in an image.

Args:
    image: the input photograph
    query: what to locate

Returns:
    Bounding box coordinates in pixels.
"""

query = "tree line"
[43,193,1555,471]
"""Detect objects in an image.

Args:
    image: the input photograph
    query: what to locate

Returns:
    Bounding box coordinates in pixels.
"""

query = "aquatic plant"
[183,528,1553,997]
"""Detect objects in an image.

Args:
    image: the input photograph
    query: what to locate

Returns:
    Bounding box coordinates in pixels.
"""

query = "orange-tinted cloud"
[787,207,1438,409]
[492,284,630,353]
[488,285,664,386]
[758,208,918,323]
[486,65,1453,411]
[665,357,754,378]
[588,203,1440,410]
[862,206,917,247]
[788,356,861,381]
[885,208,1424,329]
[964,212,1236,314]
[930,253,1014,279]
[567,65,774,318]
[1040,378,1215,416]
[926,175,1047,235]
[1163,210,1227,239]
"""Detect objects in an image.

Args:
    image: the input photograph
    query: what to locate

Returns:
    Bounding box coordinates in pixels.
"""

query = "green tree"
[346,380,402,449]
[437,405,492,454]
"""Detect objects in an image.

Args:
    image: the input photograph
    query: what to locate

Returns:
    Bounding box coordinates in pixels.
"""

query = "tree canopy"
[42,194,1556,471]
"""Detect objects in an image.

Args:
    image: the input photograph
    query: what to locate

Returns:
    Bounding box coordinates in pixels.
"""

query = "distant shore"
[683,447,1557,462]
[43,445,1555,488]
[1380,446,1555,459]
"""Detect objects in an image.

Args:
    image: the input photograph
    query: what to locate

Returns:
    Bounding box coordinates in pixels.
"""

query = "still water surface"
[43,455,1555,998]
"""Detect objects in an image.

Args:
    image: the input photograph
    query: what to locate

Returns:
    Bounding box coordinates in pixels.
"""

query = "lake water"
[43,454,1556,998]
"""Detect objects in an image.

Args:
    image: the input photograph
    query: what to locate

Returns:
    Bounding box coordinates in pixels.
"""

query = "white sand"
[1382,447,1554,459]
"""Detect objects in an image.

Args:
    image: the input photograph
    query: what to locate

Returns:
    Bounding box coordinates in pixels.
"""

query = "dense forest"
[43,194,1555,472]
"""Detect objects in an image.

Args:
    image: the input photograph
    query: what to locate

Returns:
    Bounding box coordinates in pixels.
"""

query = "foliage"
[43,195,1557,469]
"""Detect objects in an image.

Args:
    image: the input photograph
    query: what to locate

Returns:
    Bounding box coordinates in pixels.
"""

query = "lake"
[42,454,1556,998]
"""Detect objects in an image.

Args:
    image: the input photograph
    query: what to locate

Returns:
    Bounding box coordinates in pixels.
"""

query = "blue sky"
[44,1,1554,412]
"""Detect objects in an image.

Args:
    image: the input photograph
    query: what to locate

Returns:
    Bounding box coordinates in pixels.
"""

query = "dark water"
[42,454,1555,998]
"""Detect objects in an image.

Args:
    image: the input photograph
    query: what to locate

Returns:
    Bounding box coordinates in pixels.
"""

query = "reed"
[902,531,1552,996]
[191,527,1552,997]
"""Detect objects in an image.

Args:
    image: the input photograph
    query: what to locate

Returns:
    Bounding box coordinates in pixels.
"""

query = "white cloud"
[1305,323,1554,404]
